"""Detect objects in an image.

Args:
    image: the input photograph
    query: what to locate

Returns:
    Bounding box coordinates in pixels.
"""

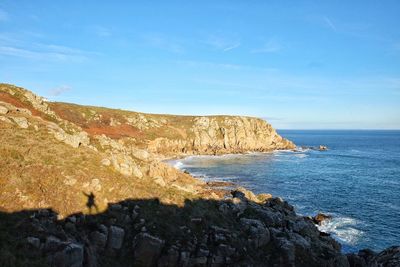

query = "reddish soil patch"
[85,123,143,139]
[50,103,144,139]
[49,103,85,127]
[0,92,41,116]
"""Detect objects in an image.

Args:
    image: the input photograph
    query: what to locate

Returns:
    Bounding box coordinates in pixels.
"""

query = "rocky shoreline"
[0,84,399,267]
[171,158,400,267]
[1,186,398,267]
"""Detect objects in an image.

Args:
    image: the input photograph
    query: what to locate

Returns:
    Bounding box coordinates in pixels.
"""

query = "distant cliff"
[147,116,294,156]
[47,99,295,158]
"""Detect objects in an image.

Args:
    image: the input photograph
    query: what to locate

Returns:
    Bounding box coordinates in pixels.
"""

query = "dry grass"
[0,118,197,217]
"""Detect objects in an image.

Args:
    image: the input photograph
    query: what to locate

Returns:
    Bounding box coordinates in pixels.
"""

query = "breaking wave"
[318,216,364,246]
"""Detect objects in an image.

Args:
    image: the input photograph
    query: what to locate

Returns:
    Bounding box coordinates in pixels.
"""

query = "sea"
[168,130,400,253]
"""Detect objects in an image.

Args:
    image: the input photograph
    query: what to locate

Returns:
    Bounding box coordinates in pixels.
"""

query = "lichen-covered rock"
[47,122,90,148]
[0,115,13,124]
[110,153,143,177]
[23,90,56,117]
[0,105,8,114]
[10,116,29,128]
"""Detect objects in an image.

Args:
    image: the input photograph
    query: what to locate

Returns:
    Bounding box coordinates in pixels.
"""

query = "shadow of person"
[83,192,99,214]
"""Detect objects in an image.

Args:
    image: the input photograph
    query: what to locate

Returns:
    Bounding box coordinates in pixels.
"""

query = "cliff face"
[46,99,294,158]
[6,84,397,267]
[0,83,294,215]
[148,116,294,156]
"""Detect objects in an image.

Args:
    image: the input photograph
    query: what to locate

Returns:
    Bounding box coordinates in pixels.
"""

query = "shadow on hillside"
[0,193,372,267]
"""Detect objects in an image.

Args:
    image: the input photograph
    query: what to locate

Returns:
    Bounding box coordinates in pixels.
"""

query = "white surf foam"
[294,153,308,158]
[318,216,364,245]
[173,161,185,169]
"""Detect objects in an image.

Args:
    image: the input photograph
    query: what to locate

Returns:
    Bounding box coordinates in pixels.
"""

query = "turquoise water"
[169,130,400,252]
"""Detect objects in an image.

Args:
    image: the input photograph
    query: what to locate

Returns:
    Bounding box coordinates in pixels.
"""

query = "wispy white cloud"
[177,60,243,70]
[204,35,241,52]
[176,60,279,72]
[223,43,241,52]
[323,16,337,32]
[144,34,184,53]
[90,25,112,37]
[0,9,8,21]
[47,85,71,96]
[252,39,282,53]
[0,31,96,61]
[0,44,91,62]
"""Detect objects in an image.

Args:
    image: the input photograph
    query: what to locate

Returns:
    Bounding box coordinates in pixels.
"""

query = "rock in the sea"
[313,213,332,225]
[319,145,328,151]
[133,233,165,267]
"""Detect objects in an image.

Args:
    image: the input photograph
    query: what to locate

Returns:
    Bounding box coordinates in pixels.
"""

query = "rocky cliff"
[0,83,398,267]
[46,99,294,158]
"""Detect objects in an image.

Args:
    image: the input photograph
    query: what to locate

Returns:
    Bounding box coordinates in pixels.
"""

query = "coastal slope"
[0,83,398,267]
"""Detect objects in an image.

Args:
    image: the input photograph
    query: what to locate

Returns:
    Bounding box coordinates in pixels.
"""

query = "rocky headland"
[0,83,398,267]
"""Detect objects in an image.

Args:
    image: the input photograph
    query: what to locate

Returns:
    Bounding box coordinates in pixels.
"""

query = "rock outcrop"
[148,116,295,156]
[0,191,357,267]
[0,83,398,267]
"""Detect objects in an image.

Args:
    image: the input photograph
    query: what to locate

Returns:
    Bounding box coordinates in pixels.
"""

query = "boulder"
[133,233,165,267]
[313,213,332,225]
[0,115,13,124]
[26,237,41,248]
[50,125,90,148]
[257,208,283,227]
[157,247,179,267]
[0,105,8,114]
[373,246,400,267]
[319,145,328,151]
[276,238,295,267]
[347,253,367,267]
[10,116,29,128]
[231,187,259,202]
[90,231,107,249]
[154,176,166,187]
[50,242,84,267]
[132,148,150,161]
[240,218,270,248]
[107,226,125,250]
[44,236,65,252]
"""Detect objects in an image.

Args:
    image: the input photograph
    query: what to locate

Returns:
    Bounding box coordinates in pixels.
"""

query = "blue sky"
[0,1,399,129]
